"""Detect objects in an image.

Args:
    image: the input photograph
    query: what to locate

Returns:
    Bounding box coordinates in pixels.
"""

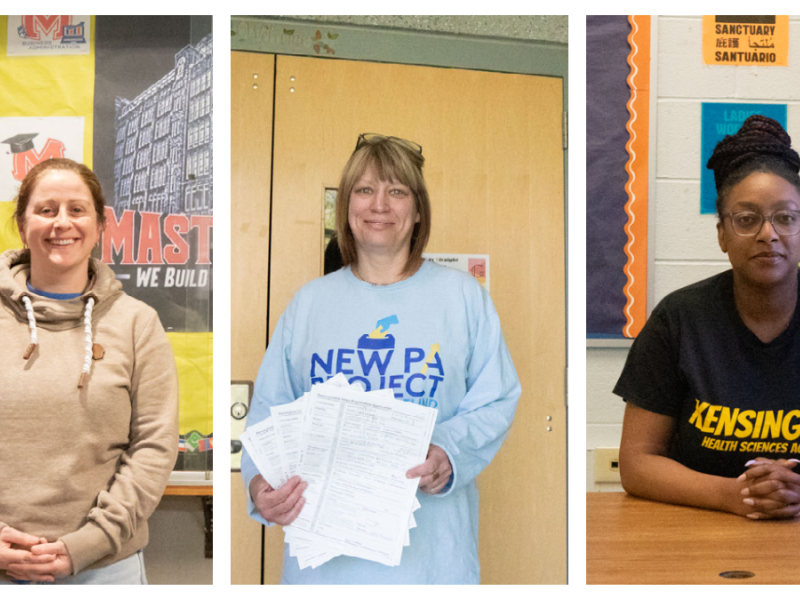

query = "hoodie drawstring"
[21,295,38,359]
[21,294,97,389]
[78,297,96,389]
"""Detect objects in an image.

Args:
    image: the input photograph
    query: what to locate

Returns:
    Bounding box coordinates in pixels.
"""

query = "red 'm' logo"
[20,16,71,42]
[11,139,67,181]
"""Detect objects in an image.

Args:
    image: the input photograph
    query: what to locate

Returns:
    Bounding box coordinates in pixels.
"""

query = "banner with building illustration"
[0,16,213,471]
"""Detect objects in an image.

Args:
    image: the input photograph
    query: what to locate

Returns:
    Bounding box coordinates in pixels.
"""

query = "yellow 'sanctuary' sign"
[703,15,789,66]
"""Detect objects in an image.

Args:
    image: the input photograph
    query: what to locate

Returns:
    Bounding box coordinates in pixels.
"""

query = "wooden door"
[230,51,274,585]
[267,55,566,584]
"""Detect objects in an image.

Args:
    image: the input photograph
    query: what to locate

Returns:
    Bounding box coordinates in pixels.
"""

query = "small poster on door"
[423,253,490,293]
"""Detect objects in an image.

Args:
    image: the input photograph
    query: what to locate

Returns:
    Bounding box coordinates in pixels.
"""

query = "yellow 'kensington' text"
[689,401,800,440]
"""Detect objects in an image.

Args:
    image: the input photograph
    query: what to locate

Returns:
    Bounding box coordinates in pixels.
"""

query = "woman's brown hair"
[15,158,106,229]
[335,136,430,274]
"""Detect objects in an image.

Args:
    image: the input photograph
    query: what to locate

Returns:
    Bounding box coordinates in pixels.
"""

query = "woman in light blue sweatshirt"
[242,134,521,584]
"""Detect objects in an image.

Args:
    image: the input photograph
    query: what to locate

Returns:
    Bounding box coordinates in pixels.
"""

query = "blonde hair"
[335,137,430,274]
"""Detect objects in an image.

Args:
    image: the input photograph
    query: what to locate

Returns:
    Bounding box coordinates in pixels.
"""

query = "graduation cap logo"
[2,133,38,154]
[2,134,67,182]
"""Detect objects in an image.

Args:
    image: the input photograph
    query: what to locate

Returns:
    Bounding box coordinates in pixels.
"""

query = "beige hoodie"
[0,249,178,575]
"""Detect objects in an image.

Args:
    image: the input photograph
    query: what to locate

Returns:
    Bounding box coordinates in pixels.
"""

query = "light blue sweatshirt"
[241,261,521,584]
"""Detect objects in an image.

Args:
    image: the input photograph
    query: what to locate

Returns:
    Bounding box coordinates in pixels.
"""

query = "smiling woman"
[241,134,521,584]
[335,133,430,283]
[347,165,420,272]
[0,159,178,585]
[16,166,105,295]
[614,115,800,520]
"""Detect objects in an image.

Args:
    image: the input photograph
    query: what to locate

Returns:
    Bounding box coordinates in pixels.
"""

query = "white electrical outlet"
[594,447,621,483]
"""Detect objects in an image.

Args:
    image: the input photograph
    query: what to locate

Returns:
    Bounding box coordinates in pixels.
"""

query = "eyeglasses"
[725,210,800,236]
[355,133,423,157]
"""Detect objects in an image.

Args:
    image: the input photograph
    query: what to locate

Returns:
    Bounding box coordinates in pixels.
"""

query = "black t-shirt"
[613,270,800,478]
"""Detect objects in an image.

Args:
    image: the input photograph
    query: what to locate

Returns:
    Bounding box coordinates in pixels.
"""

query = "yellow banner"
[0,203,19,253]
[0,15,95,253]
[168,331,213,436]
[703,15,789,66]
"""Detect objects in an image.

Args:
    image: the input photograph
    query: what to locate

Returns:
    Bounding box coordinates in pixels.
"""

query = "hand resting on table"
[737,458,800,520]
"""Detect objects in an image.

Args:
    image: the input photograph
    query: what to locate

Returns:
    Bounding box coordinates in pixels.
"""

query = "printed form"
[240,417,286,489]
[244,376,437,568]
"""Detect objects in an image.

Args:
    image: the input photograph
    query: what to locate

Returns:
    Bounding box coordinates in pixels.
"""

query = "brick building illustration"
[113,33,212,217]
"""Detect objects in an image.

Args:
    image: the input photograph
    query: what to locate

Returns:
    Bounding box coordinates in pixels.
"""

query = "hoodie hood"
[0,248,123,331]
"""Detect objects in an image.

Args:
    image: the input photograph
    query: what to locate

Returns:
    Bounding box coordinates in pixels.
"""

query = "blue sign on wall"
[701,102,787,214]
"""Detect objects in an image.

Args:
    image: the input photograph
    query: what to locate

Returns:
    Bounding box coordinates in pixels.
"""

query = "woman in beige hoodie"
[0,159,178,584]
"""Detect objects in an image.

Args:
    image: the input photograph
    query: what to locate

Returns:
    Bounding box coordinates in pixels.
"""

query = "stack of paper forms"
[242,373,438,569]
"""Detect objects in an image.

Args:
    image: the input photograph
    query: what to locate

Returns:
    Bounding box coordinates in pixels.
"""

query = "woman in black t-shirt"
[615,115,800,519]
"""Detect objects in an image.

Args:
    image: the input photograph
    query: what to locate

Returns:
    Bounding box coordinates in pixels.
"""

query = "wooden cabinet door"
[231,50,274,585]
[266,55,566,584]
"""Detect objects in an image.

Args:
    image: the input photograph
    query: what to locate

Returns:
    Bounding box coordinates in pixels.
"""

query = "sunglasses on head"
[354,133,423,157]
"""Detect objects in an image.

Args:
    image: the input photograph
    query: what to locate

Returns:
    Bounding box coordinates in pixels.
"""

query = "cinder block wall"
[587,15,800,491]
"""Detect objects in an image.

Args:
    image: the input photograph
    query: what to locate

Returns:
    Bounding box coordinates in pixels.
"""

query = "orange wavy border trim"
[622,15,651,338]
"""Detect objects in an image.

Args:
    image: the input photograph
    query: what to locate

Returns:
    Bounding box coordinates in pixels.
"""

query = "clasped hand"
[0,526,72,582]
[251,445,452,526]
[737,458,800,520]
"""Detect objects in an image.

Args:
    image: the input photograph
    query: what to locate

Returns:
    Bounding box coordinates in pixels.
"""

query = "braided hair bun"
[706,115,800,214]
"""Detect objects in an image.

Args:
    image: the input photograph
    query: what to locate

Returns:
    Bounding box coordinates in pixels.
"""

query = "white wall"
[587,15,800,490]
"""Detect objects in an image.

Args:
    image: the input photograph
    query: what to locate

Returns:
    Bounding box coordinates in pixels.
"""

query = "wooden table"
[164,485,213,496]
[587,492,800,584]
